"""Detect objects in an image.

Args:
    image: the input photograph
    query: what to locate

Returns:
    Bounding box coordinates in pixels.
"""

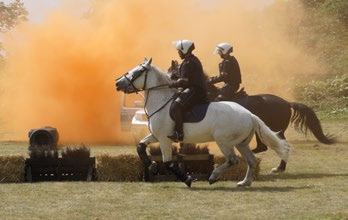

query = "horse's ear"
[171,60,176,68]
[144,57,152,68]
[143,57,148,63]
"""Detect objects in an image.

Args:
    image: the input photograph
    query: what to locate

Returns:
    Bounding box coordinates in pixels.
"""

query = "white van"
[120,93,149,143]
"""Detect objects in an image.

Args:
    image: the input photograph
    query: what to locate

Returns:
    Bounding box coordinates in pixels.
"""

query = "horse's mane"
[150,65,171,85]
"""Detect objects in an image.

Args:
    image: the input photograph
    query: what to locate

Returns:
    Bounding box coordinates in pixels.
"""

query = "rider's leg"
[167,101,184,142]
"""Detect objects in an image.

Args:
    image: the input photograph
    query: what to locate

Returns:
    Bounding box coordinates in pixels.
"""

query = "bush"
[295,73,348,117]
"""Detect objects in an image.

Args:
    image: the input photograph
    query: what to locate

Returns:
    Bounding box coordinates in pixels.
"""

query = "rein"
[143,84,174,119]
[138,68,174,120]
[146,93,174,119]
[121,64,174,121]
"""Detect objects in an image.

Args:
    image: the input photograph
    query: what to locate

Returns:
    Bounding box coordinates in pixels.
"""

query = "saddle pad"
[170,103,211,123]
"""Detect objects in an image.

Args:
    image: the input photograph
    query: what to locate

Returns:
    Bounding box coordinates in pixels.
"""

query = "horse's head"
[167,60,180,80]
[115,58,153,94]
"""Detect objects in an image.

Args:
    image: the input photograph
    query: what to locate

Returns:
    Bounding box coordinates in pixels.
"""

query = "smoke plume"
[0,0,324,143]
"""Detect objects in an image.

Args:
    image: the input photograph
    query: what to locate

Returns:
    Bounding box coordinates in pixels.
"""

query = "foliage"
[0,0,28,66]
[295,73,348,117]
[28,144,59,159]
[278,0,348,115]
[297,0,348,75]
[0,0,28,32]
[61,144,91,159]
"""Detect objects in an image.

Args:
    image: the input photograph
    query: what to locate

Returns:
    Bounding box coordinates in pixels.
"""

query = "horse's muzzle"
[115,81,122,91]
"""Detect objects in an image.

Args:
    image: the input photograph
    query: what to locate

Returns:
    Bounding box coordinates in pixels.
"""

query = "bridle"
[116,64,150,94]
[117,63,175,119]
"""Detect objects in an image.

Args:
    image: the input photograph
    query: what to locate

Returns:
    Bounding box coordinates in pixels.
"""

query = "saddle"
[218,88,249,107]
[169,103,211,123]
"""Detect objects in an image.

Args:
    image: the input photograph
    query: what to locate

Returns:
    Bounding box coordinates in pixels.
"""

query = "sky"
[3,0,89,23]
[4,0,275,23]
[4,0,59,22]
[0,0,324,144]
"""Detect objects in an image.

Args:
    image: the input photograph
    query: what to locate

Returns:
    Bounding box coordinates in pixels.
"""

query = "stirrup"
[167,131,184,142]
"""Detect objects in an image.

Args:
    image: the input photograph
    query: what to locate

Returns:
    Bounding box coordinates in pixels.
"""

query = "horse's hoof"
[270,167,285,174]
[209,178,218,185]
[148,161,158,174]
[237,181,252,187]
[185,176,193,188]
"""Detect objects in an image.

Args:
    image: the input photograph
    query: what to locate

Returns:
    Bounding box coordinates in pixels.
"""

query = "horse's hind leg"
[252,134,268,153]
[271,131,287,173]
[209,142,239,185]
[235,143,257,187]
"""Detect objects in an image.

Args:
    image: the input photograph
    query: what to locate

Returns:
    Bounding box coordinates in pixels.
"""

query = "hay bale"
[0,155,25,183]
[214,155,261,181]
[179,143,209,155]
[96,154,143,182]
[149,144,178,155]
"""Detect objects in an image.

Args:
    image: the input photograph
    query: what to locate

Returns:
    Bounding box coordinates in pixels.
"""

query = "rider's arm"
[170,78,189,88]
[208,72,226,84]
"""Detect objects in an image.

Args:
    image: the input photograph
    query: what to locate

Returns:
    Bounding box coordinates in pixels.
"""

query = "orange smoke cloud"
[0,0,324,143]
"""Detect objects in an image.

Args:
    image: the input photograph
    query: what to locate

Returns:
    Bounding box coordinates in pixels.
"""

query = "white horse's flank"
[116,58,290,187]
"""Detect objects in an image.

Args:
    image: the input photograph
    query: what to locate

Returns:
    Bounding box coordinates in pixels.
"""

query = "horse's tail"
[251,115,290,162]
[290,102,336,144]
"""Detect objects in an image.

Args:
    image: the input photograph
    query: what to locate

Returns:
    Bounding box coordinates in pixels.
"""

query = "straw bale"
[214,155,261,181]
[96,154,143,182]
[149,144,178,155]
[179,143,209,155]
[0,155,25,183]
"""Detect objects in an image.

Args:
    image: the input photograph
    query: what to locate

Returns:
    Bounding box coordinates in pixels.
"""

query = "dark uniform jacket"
[211,55,241,86]
[174,54,208,108]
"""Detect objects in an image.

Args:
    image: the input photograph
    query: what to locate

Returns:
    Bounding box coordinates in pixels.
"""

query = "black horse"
[168,60,336,172]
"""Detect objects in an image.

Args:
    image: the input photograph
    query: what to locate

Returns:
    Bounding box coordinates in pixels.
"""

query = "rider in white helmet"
[208,42,242,101]
[167,40,208,142]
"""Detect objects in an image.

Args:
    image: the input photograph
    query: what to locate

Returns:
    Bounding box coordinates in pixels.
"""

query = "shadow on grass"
[257,172,348,181]
[186,185,312,192]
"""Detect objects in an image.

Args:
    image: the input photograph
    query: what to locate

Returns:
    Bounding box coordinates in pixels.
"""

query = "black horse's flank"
[206,81,336,172]
[168,60,336,172]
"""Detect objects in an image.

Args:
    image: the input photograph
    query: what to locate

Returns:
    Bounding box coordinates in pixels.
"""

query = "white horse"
[115,58,290,187]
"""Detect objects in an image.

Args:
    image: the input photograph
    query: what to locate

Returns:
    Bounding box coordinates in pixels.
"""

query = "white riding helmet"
[213,42,233,55]
[173,40,195,55]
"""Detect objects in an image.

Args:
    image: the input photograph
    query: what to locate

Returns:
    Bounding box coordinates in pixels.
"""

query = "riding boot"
[167,103,184,142]
[164,161,193,187]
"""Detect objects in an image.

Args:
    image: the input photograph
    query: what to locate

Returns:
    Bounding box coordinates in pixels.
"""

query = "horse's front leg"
[137,134,158,174]
[160,140,193,188]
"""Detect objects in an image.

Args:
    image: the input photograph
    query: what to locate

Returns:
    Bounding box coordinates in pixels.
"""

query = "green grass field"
[0,121,347,219]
